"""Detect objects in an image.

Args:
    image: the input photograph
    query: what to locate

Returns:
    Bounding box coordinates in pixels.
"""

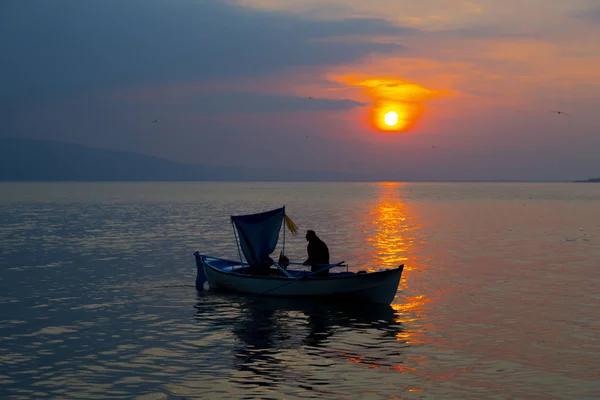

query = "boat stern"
[346,264,404,305]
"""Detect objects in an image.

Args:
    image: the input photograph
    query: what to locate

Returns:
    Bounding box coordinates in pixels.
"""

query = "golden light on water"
[366,182,413,269]
[362,182,431,345]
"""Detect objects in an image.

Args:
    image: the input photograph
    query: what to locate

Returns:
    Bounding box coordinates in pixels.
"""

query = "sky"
[2,0,600,181]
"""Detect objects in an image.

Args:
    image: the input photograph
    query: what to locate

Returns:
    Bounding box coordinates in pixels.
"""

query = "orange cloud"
[333,75,447,132]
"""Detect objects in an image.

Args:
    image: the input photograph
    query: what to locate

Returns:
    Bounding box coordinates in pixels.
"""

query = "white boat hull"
[194,254,403,305]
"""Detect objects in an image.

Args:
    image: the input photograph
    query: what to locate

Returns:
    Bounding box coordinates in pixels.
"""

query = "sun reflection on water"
[362,182,431,346]
[365,182,415,271]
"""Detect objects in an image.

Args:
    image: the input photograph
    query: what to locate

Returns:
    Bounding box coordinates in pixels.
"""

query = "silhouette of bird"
[152,119,159,123]
[551,110,569,116]
[308,97,312,100]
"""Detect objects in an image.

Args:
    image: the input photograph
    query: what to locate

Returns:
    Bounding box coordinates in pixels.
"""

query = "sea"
[1,182,599,400]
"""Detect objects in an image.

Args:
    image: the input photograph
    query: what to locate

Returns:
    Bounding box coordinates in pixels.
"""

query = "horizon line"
[0,179,582,184]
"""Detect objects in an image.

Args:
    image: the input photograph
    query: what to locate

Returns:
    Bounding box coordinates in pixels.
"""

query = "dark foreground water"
[1,182,599,399]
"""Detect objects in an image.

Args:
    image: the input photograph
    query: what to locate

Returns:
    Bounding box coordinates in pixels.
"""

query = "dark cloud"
[428,24,543,40]
[571,6,600,21]
[0,0,409,110]
[118,91,368,114]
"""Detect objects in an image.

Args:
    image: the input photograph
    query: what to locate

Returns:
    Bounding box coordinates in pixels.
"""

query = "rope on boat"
[231,221,244,267]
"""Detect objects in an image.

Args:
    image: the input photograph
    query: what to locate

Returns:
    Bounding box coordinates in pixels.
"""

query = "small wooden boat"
[193,207,404,305]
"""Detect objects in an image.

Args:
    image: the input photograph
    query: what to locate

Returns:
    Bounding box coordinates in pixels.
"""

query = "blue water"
[1,182,599,399]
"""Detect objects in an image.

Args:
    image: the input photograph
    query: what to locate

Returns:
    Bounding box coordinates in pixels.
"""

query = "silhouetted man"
[303,230,330,277]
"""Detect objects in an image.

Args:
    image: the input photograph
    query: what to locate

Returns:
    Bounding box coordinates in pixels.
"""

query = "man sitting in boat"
[303,230,330,277]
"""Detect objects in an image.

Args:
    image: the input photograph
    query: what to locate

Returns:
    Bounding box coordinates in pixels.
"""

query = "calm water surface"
[1,182,599,399]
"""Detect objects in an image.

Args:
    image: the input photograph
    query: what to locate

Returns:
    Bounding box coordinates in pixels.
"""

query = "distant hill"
[574,177,600,182]
[0,137,367,182]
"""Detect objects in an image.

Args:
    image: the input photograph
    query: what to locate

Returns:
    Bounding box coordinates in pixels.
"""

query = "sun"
[369,103,414,133]
[384,111,399,127]
[372,106,409,131]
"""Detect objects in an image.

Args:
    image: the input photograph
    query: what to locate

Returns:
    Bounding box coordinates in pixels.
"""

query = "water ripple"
[1,182,599,399]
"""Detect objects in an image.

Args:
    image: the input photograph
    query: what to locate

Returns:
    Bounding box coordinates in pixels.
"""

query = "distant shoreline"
[1,137,593,184]
[0,180,577,183]
[574,178,600,183]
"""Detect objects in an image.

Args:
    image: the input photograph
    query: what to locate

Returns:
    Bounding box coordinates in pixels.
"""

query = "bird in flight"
[152,119,159,123]
[551,110,569,116]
